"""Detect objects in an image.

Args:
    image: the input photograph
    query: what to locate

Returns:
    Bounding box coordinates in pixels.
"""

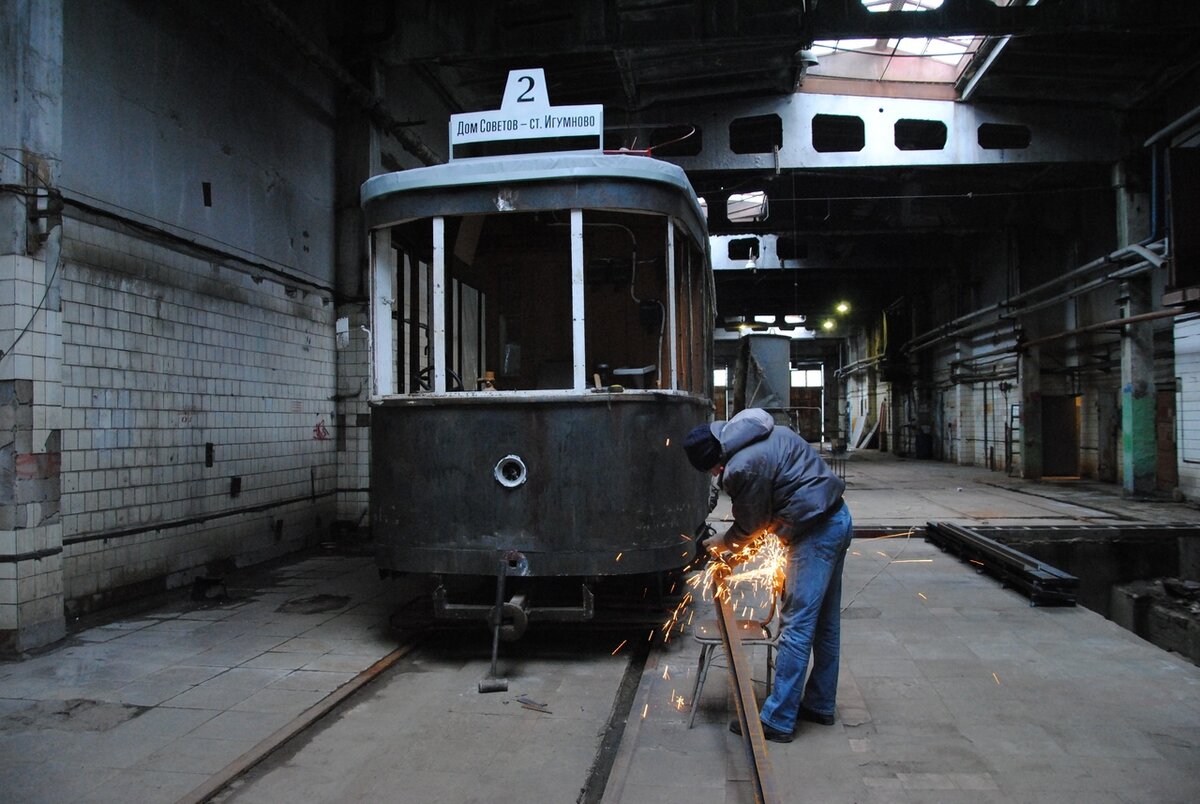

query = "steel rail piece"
[713,567,780,804]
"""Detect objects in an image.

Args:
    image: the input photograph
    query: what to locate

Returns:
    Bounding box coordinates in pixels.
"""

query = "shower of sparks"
[665,437,671,446]
[673,693,686,710]
[851,550,862,556]
[870,530,916,540]
[969,559,984,567]
[679,533,692,541]
[615,552,623,562]
[660,532,788,645]
[875,550,890,559]
[917,592,928,601]
[641,703,649,719]
[612,639,628,655]
[992,672,1001,685]
[893,559,934,564]
[662,665,671,680]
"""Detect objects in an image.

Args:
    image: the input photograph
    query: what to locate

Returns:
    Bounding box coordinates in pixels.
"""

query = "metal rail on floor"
[925,521,1078,606]
[176,638,422,804]
[714,572,780,804]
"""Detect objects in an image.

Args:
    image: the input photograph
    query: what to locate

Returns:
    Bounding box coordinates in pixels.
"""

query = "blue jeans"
[759,502,853,733]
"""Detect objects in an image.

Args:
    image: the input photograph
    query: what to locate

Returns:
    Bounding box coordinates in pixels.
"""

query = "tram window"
[385,208,702,395]
[583,210,670,390]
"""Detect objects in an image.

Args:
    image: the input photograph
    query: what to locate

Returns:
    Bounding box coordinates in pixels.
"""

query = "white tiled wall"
[56,215,338,609]
[1,248,66,647]
[334,302,371,525]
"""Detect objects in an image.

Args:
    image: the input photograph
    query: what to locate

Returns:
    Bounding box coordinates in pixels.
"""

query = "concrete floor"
[2,453,1199,803]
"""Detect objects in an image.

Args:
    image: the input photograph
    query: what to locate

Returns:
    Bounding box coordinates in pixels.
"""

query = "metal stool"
[687,598,780,729]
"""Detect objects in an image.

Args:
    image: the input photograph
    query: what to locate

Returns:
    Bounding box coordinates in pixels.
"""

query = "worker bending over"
[683,407,852,743]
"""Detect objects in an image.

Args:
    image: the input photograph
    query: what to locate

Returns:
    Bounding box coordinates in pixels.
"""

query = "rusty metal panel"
[372,393,711,577]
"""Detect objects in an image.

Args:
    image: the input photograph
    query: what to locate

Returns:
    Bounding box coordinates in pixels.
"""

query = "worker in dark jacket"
[683,407,852,743]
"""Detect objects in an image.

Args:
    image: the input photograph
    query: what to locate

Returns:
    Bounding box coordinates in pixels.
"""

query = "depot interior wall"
[58,216,337,612]
[62,0,336,286]
[886,188,1164,482]
[55,0,340,612]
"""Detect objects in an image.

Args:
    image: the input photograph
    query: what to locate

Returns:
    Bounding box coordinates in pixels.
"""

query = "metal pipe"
[1011,257,1158,319]
[834,352,883,378]
[1144,103,1200,147]
[904,240,1167,354]
[1019,307,1184,351]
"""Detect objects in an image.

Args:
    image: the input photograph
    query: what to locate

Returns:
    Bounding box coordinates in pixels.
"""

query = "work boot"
[798,706,835,726]
[728,718,793,743]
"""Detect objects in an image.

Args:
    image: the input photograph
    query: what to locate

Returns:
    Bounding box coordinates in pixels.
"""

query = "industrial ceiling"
[317,0,1200,330]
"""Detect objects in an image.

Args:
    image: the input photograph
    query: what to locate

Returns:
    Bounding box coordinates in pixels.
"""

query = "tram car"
[361,135,714,634]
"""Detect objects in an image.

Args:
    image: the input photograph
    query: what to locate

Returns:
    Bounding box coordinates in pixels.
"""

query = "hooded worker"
[683,407,852,743]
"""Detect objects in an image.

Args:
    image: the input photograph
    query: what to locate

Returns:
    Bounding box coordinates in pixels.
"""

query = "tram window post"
[571,208,586,391]
[666,221,678,391]
[432,216,447,393]
[371,227,396,397]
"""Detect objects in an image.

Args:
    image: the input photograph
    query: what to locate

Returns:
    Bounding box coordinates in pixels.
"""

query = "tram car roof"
[360,152,708,245]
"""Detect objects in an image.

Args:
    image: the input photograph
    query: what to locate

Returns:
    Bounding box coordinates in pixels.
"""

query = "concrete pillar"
[1112,161,1150,247]
[1019,346,1043,479]
[953,338,970,465]
[1,0,65,652]
[1121,278,1156,496]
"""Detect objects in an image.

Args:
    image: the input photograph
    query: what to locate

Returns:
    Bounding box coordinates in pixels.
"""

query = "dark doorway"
[1097,392,1119,482]
[1042,395,1080,477]
[1157,389,1178,493]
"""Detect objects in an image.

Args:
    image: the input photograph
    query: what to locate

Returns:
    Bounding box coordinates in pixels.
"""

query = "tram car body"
[361,152,714,626]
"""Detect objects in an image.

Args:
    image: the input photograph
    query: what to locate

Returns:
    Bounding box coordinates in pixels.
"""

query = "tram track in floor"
[178,619,674,804]
[178,638,424,804]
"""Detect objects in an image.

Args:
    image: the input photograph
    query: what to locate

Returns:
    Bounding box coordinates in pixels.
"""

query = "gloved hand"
[698,523,731,558]
[693,523,718,565]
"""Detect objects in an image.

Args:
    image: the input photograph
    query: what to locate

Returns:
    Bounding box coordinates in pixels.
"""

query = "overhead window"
[978,122,1031,150]
[730,114,783,155]
[727,237,760,261]
[812,114,865,153]
[726,192,769,223]
[806,1,1013,87]
[895,118,948,151]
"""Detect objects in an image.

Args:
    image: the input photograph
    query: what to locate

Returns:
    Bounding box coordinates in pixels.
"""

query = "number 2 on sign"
[516,75,535,102]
